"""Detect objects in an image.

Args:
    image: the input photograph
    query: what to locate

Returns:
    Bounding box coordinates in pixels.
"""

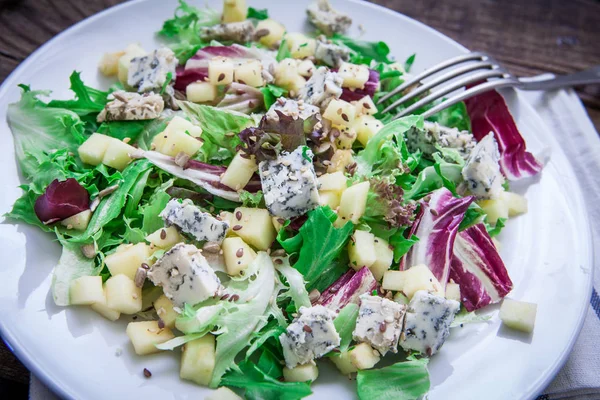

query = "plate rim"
[0,1,593,399]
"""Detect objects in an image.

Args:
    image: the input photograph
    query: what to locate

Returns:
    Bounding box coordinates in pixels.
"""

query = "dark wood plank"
[0,342,29,384]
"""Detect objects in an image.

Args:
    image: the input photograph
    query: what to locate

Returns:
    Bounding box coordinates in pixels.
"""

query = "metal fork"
[377,51,600,120]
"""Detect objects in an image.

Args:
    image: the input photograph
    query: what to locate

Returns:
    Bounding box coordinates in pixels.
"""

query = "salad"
[4,0,545,398]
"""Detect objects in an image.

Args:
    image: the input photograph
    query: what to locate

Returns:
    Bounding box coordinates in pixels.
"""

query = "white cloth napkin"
[28,89,600,399]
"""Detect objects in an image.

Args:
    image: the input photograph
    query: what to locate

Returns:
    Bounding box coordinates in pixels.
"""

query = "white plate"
[0,1,593,399]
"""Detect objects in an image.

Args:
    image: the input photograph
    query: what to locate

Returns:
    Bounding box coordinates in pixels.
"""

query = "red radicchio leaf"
[340,69,380,102]
[34,179,90,224]
[464,85,543,180]
[174,65,208,91]
[313,266,378,313]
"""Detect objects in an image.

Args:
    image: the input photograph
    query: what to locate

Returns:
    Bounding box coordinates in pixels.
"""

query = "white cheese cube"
[180,334,215,386]
[382,264,444,299]
[349,342,381,370]
[314,40,349,68]
[354,115,384,147]
[353,294,406,356]
[231,207,276,250]
[283,363,319,382]
[208,57,234,85]
[69,276,104,305]
[280,305,341,368]
[337,181,370,224]
[400,290,460,356]
[105,274,142,314]
[259,147,320,219]
[370,237,393,281]
[286,33,316,59]
[462,133,505,199]
[338,62,370,89]
[90,286,121,321]
[348,230,377,270]
[323,99,356,127]
[148,243,221,307]
[104,243,152,281]
[222,236,257,276]
[300,67,343,109]
[234,60,264,87]
[160,199,229,243]
[354,96,377,116]
[187,81,218,103]
[126,320,175,355]
[78,133,113,166]
[256,19,286,47]
[102,138,137,171]
[221,152,258,190]
[145,226,184,250]
[153,294,178,329]
[500,298,537,333]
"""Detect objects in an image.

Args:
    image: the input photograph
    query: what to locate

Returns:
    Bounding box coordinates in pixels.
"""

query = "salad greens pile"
[4,0,544,399]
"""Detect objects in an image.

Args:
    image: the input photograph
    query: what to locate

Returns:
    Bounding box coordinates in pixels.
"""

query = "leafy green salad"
[5,0,545,398]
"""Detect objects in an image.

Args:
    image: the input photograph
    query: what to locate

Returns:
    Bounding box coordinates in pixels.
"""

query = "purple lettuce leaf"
[313,266,378,313]
[450,223,513,311]
[404,187,473,287]
[340,69,380,102]
[464,86,543,180]
[34,178,90,224]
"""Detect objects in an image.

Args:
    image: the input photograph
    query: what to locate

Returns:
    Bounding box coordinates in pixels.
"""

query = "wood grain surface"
[0,0,599,393]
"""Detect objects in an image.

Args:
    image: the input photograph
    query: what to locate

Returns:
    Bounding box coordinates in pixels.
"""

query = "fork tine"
[377,52,489,105]
[420,79,516,119]
[379,61,496,114]
[390,69,508,119]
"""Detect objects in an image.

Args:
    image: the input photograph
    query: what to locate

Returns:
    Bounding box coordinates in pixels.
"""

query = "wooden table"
[1,0,599,396]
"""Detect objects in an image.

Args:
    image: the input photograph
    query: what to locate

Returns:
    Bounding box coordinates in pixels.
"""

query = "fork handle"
[516,66,600,90]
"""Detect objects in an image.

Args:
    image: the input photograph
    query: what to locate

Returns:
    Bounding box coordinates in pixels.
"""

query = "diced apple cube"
[318,171,347,193]
[348,230,377,270]
[330,351,357,375]
[285,75,307,95]
[445,282,461,302]
[60,209,92,231]
[370,237,393,281]
[180,334,216,386]
[354,115,384,147]
[349,343,380,370]
[78,133,113,166]
[232,207,276,250]
[501,191,528,217]
[222,237,257,276]
[99,51,125,77]
[338,62,370,89]
[382,264,444,299]
[146,226,184,250]
[102,139,137,170]
[153,294,178,329]
[234,60,264,87]
[319,191,341,209]
[297,59,316,77]
[104,243,151,280]
[221,152,258,190]
[271,216,285,232]
[286,33,316,59]
[500,298,537,333]
[187,81,218,103]
[118,43,146,86]
[354,95,377,116]
[91,286,121,321]
[222,0,247,23]
[205,387,242,400]
[153,116,203,157]
[105,274,142,314]
[256,19,285,47]
[126,320,175,355]
[275,59,299,85]
[167,115,203,138]
[323,99,356,127]
[219,211,235,236]
[479,198,509,225]
[70,276,104,305]
[334,125,358,150]
[338,181,370,224]
[283,363,319,382]
[328,149,354,173]
[208,57,234,85]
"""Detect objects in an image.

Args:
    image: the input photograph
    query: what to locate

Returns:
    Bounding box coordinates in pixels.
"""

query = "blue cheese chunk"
[299,67,343,109]
[400,290,460,356]
[266,98,321,133]
[279,305,341,368]
[353,294,406,356]
[200,21,255,43]
[314,39,350,68]
[306,0,352,36]
[259,147,320,219]
[148,243,221,307]
[97,91,164,123]
[461,133,505,199]
[406,121,476,160]
[160,199,229,243]
[128,47,178,93]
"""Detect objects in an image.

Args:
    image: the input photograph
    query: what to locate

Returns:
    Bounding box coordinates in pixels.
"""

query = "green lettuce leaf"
[276,38,292,62]
[333,303,359,352]
[260,84,287,110]
[404,163,462,200]
[4,187,52,232]
[331,34,392,64]
[459,203,486,231]
[141,179,174,234]
[485,217,507,238]
[427,101,472,132]
[275,257,311,310]
[389,231,419,263]
[357,358,430,400]
[450,308,492,328]
[47,71,108,117]
[239,190,264,207]
[247,7,269,20]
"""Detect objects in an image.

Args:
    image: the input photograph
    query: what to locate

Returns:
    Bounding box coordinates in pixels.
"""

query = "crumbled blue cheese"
[97,91,164,123]
[266,98,321,132]
[259,147,320,219]
[400,290,460,356]
[461,133,505,199]
[306,0,352,36]
[128,48,177,93]
[279,305,341,368]
[148,243,221,307]
[314,39,350,68]
[353,294,406,356]
[160,199,229,243]
[200,21,255,43]
[405,121,476,160]
[299,67,343,109]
